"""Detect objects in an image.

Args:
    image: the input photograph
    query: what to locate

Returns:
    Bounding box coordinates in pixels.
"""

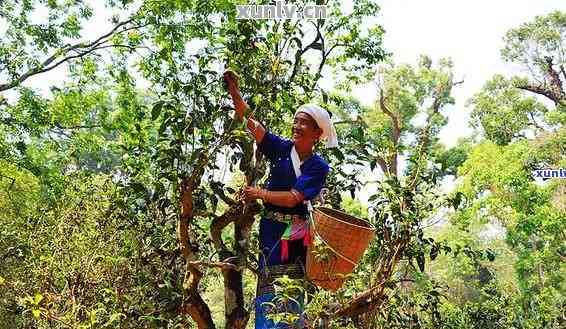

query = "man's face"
[292,112,322,145]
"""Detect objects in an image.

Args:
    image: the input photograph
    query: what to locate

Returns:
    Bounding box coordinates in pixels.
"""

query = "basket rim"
[314,206,376,232]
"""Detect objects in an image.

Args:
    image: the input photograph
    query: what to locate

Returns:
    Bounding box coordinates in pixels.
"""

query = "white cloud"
[356,0,566,147]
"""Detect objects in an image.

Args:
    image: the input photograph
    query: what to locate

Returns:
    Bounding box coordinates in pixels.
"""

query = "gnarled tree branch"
[0,18,146,92]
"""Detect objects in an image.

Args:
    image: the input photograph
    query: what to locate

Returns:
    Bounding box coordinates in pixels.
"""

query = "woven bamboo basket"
[306,207,375,291]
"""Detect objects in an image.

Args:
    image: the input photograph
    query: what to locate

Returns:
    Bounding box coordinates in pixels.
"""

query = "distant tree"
[501,11,566,108]
[458,11,566,328]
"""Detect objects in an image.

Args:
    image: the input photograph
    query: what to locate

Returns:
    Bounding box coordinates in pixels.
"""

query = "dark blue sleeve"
[257,131,291,162]
[293,159,330,200]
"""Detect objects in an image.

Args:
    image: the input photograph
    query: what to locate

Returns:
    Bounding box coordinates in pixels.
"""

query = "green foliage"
[452,11,566,329]
[468,75,548,145]
[340,195,369,219]
[501,11,566,82]
[0,0,93,81]
[0,173,187,327]
[1,2,564,328]
[434,138,474,177]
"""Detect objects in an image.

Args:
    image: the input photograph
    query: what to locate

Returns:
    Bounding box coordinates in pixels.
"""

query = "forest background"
[0,0,565,328]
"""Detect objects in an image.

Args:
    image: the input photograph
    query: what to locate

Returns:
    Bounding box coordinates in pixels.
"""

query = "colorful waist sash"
[264,210,305,222]
[263,210,312,262]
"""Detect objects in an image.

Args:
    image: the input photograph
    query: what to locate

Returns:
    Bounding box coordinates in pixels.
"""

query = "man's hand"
[242,186,263,203]
[223,70,240,97]
[223,70,248,121]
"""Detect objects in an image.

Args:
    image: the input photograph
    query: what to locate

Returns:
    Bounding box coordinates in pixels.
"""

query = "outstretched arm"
[224,71,266,144]
[243,186,305,208]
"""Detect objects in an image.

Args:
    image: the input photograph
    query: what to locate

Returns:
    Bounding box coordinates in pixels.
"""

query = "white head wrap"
[294,104,338,148]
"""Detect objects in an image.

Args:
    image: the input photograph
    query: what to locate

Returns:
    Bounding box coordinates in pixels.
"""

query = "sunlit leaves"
[468,75,548,145]
[501,11,566,80]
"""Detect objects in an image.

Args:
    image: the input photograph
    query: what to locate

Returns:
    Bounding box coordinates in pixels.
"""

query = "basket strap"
[291,147,356,265]
[290,146,314,212]
[291,146,314,239]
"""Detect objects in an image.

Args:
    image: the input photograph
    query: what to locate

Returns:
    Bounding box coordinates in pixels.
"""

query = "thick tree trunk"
[223,206,259,329]
[181,293,216,329]
[221,250,249,329]
[178,176,216,328]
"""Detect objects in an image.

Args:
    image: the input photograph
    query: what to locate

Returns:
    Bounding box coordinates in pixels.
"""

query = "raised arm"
[225,71,309,208]
[223,71,265,144]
